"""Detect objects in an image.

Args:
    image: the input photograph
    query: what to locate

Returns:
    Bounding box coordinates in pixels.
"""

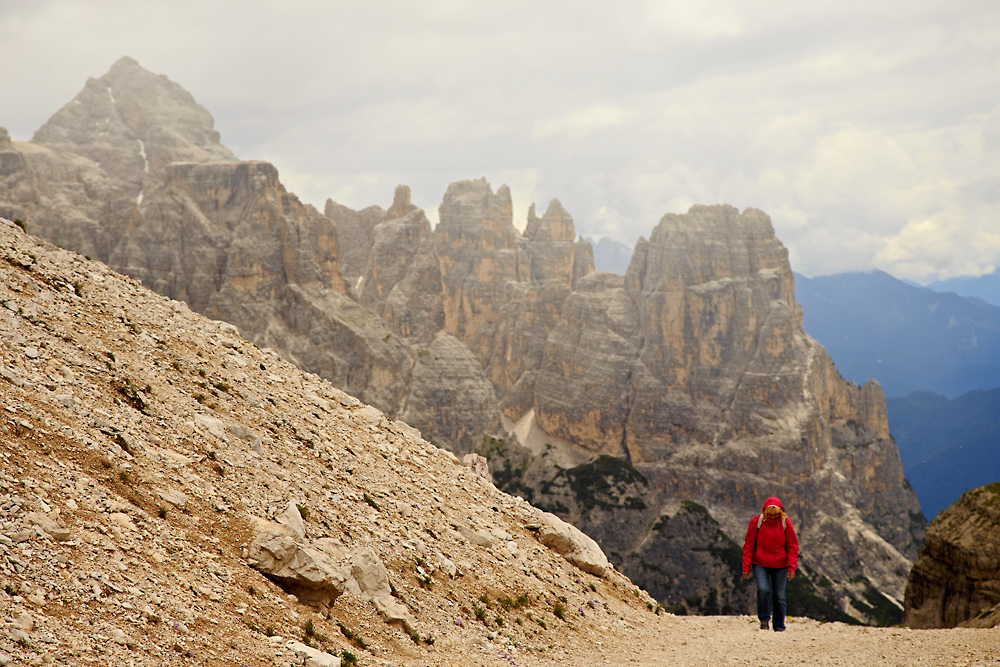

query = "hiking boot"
[760,621,768,630]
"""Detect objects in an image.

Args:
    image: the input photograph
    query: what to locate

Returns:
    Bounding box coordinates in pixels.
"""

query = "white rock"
[527,509,611,577]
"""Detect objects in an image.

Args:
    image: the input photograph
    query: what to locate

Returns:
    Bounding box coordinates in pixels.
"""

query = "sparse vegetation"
[337,622,367,650]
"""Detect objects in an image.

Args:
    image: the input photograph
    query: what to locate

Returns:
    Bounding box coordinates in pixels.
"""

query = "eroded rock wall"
[904,483,1000,628]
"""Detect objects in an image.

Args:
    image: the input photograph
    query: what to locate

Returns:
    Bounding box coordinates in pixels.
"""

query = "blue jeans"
[753,564,788,631]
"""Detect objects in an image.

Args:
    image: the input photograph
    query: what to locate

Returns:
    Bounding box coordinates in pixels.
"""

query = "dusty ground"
[569,615,1000,667]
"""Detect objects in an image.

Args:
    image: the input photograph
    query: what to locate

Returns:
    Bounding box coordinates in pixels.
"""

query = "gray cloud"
[1,0,998,281]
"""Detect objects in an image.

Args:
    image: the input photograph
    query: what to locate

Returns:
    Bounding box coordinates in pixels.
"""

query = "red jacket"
[742,496,799,575]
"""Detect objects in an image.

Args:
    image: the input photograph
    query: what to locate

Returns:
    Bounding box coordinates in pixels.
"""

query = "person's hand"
[743,571,751,580]
[789,571,795,581]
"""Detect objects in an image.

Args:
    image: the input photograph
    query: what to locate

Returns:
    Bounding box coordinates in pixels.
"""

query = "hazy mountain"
[794,270,1000,399]
[888,388,1000,518]
[928,271,1000,308]
[585,236,633,274]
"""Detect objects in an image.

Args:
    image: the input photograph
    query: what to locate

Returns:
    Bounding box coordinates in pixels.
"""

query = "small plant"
[194,393,208,404]
[265,625,276,637]
[304,619,326,642]
[363,493,380,511]
[118,470,132,485]
[478,593,490,606]
[198,368,207,377]
[207,450,217,461]
[474,606,487,624]
[71,280,83,297]
[172,360,182,372]
[213,381,231,394]
[296,503,309,521]
[12,218,25,231]
[494,615,504,626]
[337,622,367,650]
[552,601,566,620]
[340,650,358,667]
[100,457,113,469]
[158,507,168,519]
[105,351,116,363]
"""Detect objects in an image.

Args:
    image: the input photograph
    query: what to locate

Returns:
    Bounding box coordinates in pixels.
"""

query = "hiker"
[742,496,798,632]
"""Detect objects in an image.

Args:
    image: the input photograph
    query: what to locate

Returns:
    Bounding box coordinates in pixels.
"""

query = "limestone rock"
[525,508,611,577]
[398,334,503,455]
[247,529,416,630]
[462,453,492,482]
[904,482,1000,628]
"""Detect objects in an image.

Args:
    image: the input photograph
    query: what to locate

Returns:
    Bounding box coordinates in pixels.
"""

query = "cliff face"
[904,483,1000,628]
[0,58,925,624]
[476,204,923,620]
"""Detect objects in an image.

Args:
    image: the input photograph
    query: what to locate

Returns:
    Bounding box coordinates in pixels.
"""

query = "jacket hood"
[762,497,784,513]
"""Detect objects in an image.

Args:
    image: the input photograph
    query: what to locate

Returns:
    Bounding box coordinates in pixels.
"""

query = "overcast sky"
[2,1,998,282]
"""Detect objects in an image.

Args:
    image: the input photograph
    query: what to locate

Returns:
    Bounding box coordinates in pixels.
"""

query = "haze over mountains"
[791,270,1000,519]
[0,56,963,629]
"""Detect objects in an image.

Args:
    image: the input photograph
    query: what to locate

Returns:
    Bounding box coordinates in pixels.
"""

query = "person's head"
[761,496,786,518]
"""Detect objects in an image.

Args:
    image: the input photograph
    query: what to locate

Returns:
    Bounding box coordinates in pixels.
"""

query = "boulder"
[525,508,611,577]
[246,529,416,631]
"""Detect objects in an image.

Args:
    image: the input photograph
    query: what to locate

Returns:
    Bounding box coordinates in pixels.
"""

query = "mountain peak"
[32,57,235,181]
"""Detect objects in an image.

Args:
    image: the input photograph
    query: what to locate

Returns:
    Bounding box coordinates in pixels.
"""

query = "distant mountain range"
[887,389,1000,518]
[794,270,1000,399]
[794,269,1000,518]
[585,236,633,275]
[929,271,1000,308]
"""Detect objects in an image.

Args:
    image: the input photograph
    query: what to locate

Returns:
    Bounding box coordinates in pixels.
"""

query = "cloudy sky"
[2,1,998,282]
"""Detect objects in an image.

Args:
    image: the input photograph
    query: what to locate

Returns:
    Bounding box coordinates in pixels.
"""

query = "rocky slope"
[904,482,1000,628]
[0,218,663,666]
[0,57,925,624]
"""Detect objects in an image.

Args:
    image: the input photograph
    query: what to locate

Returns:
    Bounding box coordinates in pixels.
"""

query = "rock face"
[0,57,925,625]
[477,205,923,621]
[904,482,1000,628]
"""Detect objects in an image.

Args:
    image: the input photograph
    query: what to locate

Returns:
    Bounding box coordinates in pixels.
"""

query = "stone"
[281,500,306,539]
[462,453,492,482]
[24,512,71,541]
[285,640,340,667]
[108,512,137,531]
[526,509,610,578]
[155,487,189,510]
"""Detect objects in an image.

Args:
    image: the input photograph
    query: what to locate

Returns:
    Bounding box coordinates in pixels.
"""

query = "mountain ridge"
[0,57,924,625]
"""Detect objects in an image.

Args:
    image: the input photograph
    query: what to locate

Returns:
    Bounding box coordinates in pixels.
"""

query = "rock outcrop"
[904,482,1000,628]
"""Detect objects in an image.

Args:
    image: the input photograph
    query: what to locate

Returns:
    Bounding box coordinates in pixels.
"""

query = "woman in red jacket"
[742,496,799,631]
